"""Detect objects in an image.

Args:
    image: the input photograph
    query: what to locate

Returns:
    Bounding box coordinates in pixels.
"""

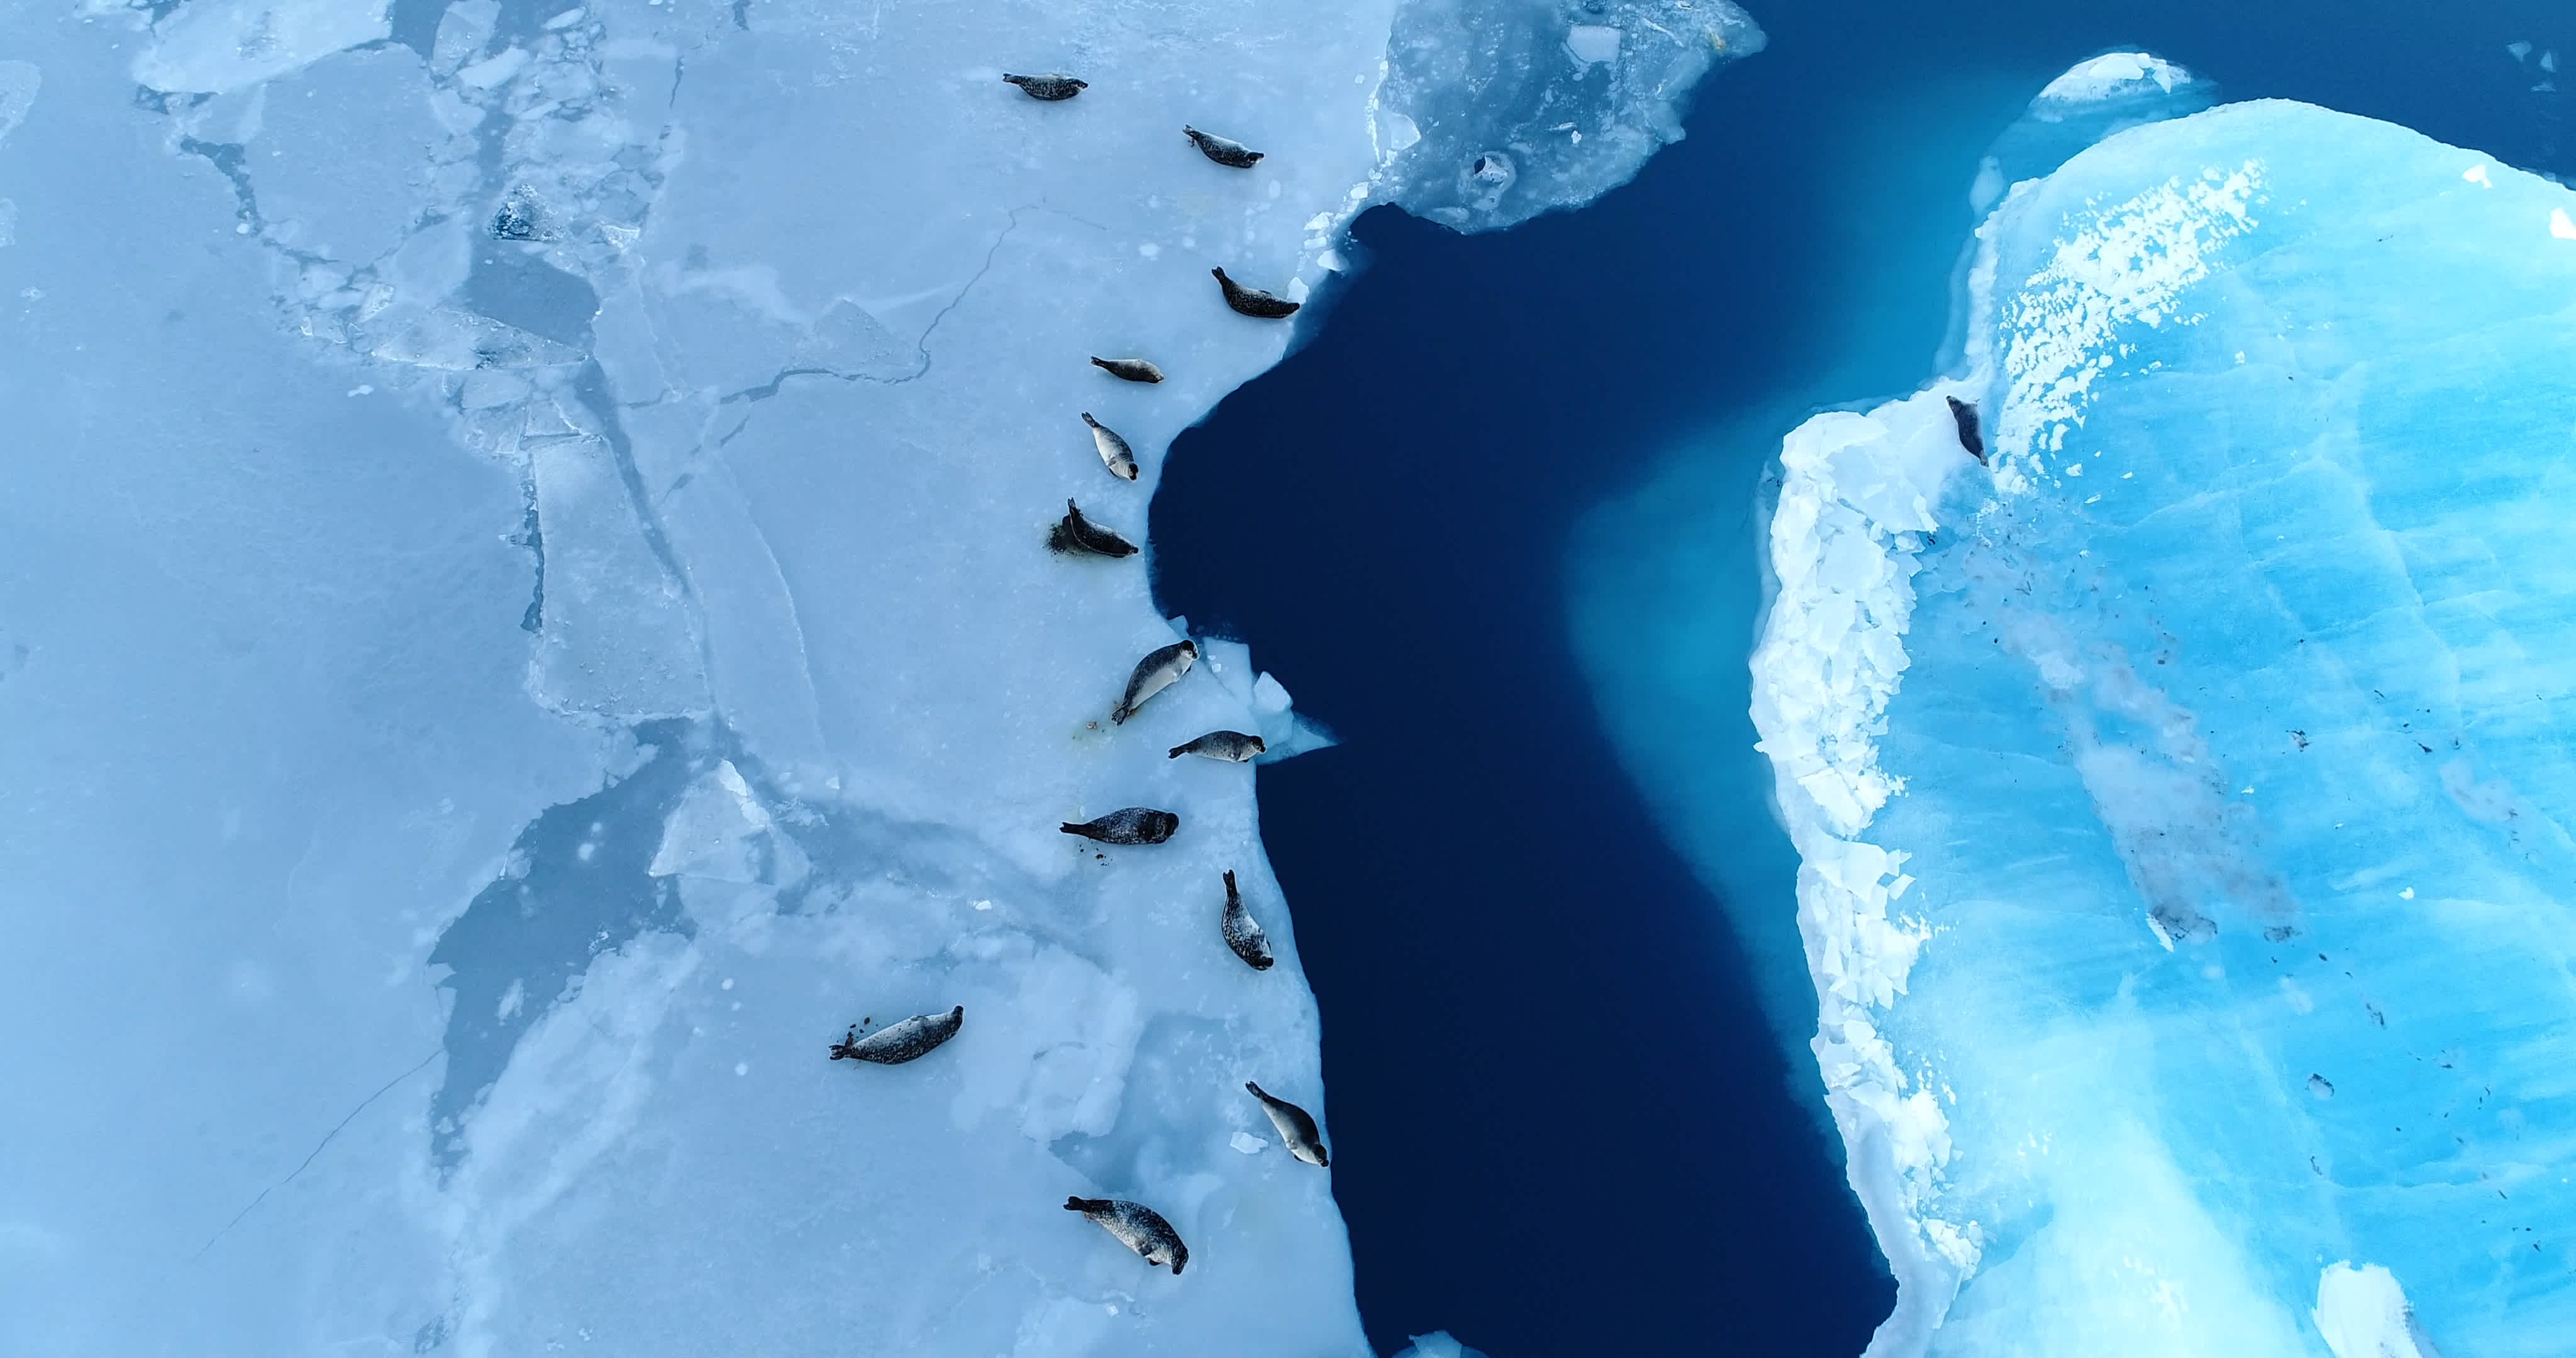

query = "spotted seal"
[1060,808,1180,844]
[1063,1196,1188,1274]
[1245,1081,1329,1167]
[828,1006,963,1064]
[1212,268,1300,319]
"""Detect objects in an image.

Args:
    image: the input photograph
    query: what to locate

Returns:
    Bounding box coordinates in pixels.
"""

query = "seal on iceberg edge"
[1245,1081,1329,1166]
[1946,395,1987,465]
[1220,869,1275,971]
[1212,268,1300,319]
[1111,639,1196,724]
[1169,730,1264,761]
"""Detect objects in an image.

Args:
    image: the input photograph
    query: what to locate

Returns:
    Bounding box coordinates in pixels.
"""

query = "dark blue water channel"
[1153,3,2573,1352]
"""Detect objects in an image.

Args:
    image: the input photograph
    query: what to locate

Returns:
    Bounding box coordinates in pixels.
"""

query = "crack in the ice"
[713,206,1032,410]
[192,1046,442,1260]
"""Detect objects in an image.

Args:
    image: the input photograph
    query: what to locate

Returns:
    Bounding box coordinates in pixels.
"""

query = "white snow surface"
[1755,79,2576,1358]
[0,0,1756,1352]
[2314,1264,2438,1358]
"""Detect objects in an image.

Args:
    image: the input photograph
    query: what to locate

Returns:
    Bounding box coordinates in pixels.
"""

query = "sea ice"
[1374,0,1765,230]
[0,0,1755,1351]
[1755,67,2576,1358]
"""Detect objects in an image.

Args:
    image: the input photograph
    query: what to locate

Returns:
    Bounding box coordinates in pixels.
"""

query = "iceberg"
[0,0,1755,1352]
[1754,72,2576,1357]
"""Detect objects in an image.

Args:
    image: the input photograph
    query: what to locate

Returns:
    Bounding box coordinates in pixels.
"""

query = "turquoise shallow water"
[1155,2,2573,1352]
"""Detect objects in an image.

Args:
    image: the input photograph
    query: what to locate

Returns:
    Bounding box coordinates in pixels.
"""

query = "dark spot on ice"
[490,200,543,241]
[389,0,449,59]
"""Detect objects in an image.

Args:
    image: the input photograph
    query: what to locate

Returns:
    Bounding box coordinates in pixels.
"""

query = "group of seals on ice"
[1008,67,1303,510]
[831,70,1328,1281]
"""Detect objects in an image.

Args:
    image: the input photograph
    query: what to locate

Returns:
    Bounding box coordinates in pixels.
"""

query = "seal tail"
[1063,1196,1106,1213]
[1245,1080,1266,1098]
[1165,743,1188,758]
[1058,822,1087,836]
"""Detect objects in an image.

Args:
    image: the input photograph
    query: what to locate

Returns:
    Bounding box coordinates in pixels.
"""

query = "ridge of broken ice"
[1754,71,2576,1358]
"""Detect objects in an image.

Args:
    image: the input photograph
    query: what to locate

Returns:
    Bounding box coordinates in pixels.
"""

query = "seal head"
[1946,395,1987,465]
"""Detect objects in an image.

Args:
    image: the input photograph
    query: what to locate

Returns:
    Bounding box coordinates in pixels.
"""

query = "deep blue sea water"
[1153,3,2573,1353]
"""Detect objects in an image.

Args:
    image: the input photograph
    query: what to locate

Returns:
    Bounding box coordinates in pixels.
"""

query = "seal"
[1946,395,1987,465]
[1063,1196,1188,1274]
[1212,268,1301,319]
[1184,126,1264,168]
[828,1005,964,1064]
[1168,730,1265,761]
[1090,356,1165,384]
[1060,807,1180,844]
[1111,639,1196,724]
[1219,869,1274,971]
[1245,1081,1329,1167]
[1081,412,1139,481]
[1002,72,1087,101]
[1048,500,1138,558]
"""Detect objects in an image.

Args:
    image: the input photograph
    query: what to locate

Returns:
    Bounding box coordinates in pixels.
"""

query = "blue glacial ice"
[1753,65,2576,1358]
[0,0,1756,1352]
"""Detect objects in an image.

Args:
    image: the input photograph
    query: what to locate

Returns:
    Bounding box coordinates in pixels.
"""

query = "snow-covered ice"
[1755,64,2576,1358]
[0,0,1757,1351]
